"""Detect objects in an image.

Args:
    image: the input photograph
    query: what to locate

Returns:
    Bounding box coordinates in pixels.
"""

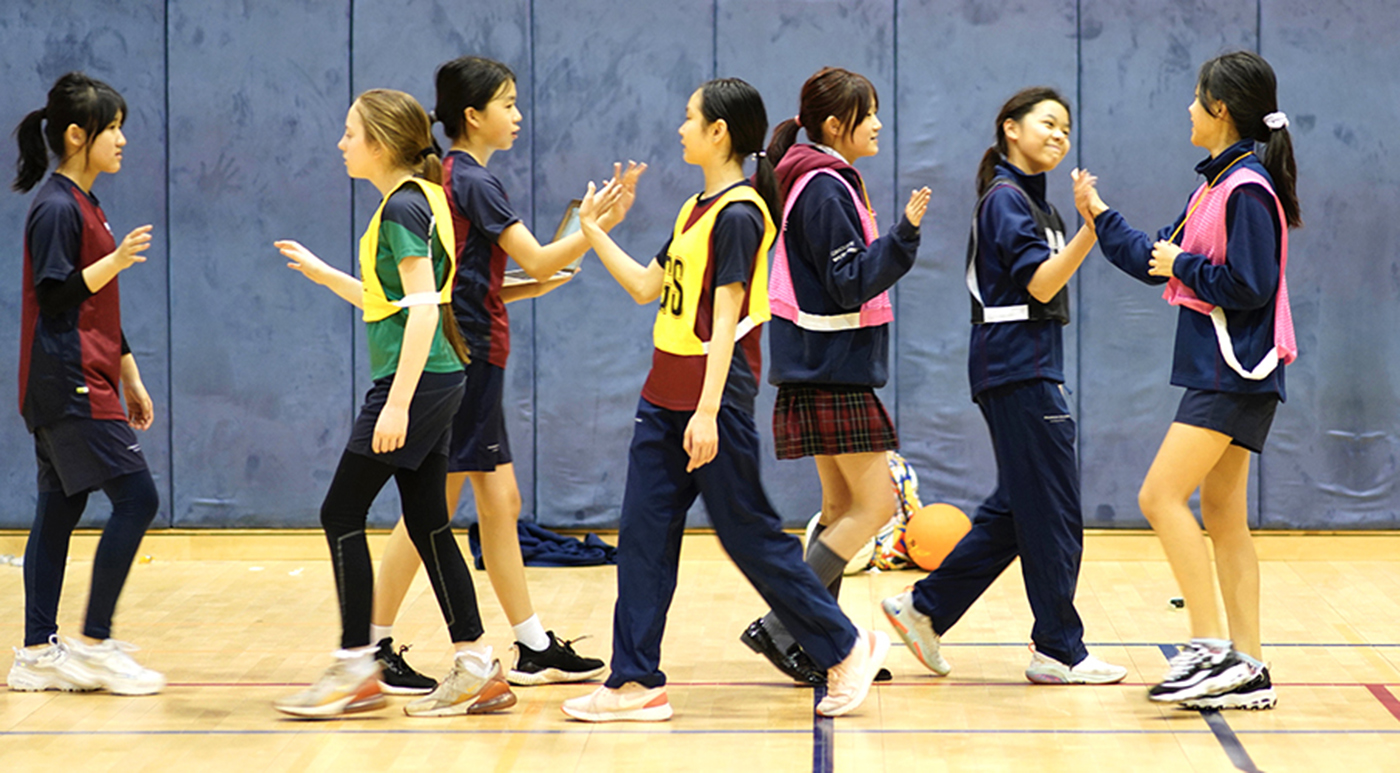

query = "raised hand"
[596,160,648,230]
[275,239,334,285]
[1071,168,1107,224]
[113,225,153,270]
[904,187,931,228]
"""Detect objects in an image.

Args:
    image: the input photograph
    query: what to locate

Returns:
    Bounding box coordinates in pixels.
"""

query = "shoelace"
[555,635,592,655]
[383,643,414,669]
[1162,644,1206,681]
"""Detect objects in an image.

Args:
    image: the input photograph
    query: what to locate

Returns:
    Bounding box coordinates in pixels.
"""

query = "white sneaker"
[881,591,951,676]
[274,649,384,718]
[816,627,890,717]
[561,682,672,722]
[404,650,516,717]
[67,638,165,695]
[8,636,100,692]
[1025,649,1127,685]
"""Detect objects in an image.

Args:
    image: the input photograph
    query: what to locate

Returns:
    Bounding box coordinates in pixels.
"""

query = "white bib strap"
[1208,307,1280,380]
[700,316,759,354]
[392,292,443,308]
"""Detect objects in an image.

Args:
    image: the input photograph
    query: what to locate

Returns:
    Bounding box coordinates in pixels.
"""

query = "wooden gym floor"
[1,530,1398,772]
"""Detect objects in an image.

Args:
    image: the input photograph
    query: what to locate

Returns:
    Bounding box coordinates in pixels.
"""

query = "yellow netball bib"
[359,177,456,322]
[653,185,775,355]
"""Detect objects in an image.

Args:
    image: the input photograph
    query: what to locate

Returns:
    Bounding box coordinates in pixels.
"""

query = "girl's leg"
[465,465,532,626]
[1138,422,1234,641]
[1198,444,1260,659]
[605,401,696,689]
[814,456,852,529]
[812,453,893,559]
[393,453,484,647]
[81,469,160,642]
[320,450,398,650]
[371,518,419,631]
[23,489,89,647]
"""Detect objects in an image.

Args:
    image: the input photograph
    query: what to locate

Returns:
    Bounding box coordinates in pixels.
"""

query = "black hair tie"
[417,147,435,161]
[427,110,438,124]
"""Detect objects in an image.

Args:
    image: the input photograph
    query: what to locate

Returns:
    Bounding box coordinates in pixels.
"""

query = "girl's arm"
[1076,171,1181,286]
[82,225,153,293]
[497,162,648,281]
[120,351,154,431]
[578,179,664,304]
[500,272,575,303]
[684,281,743,472]
[276,239,365,308]
[1147,186,1280,310]
[801,177,926,308]
[1024,170,1098,302]
[373,254,439,454]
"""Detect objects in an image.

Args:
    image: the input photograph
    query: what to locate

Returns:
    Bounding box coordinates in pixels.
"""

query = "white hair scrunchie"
[1263,111,1289,131]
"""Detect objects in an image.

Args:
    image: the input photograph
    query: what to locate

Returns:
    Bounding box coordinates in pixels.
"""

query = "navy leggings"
[24,469,160,646]
[319,450,483,649]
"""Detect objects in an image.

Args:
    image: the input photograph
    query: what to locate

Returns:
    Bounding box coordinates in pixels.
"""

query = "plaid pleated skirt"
[772,384,899,460]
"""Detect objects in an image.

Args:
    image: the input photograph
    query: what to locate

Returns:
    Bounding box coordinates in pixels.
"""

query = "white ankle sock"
[370,624,393,645]
[513,615,550,651]
[1191,637,1232,652]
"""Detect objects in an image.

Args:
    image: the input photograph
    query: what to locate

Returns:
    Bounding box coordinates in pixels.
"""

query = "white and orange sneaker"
[561,682,673,722]
[816,627,889,718]
[273,649,385,718]
[404,650,516,717]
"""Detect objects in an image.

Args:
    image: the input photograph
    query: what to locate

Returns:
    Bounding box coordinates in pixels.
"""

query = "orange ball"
[904,503,971,571]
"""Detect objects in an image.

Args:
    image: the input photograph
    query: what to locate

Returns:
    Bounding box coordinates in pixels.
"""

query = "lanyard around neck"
[1168,151,1253,243]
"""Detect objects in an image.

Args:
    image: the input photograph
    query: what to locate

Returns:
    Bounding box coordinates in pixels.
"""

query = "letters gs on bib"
[660,256,686,317]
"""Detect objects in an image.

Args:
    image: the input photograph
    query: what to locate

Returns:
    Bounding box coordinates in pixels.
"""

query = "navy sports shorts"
[34,417,148,496]
[1173,388,1279,453]
[447,359,513,473]
[346,370,464,470]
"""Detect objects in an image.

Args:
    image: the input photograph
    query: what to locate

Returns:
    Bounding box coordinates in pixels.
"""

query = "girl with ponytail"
[743,66,929,687]
[1078,50,1300,711]
[561,78,888,722]
[273,89,512,718]
[9,72,165,696]
[883,86,1126,689]
[364,56,637,695]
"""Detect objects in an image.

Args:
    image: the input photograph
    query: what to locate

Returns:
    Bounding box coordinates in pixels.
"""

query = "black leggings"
[24,470,160,646]
[320,450,483,649]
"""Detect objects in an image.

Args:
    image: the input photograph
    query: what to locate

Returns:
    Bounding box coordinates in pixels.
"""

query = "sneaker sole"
[1179,691,1278,710]
[880,602,951,677]
[816,632,890,718]
[404,682,518,717]
[507,665,607,686]
[1149,664,1255,703]
[560,703,673,722]
[1026,668,1128,685]
[274,693,388,718]
[378,680,435,695]
[7,670,100,692]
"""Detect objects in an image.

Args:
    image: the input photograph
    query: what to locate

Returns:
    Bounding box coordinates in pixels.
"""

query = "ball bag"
[904,503,971,571]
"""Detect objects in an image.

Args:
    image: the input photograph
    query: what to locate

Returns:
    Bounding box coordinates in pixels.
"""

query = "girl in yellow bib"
[271,90,511,719]
[560,78,888,722]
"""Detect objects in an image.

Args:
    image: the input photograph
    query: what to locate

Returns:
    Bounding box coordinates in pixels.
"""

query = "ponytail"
[417,146,443,186]
[1197,51,1301,228]
[977,86,1070,195]
[440,303,471,364]
[752,152,780,222]
[766,118,801,166]
[12,108,50,192]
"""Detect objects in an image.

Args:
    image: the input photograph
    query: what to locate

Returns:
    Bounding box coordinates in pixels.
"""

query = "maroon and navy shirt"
[19,174,126,432]
[442,150,521,369]
[641,188,764,415]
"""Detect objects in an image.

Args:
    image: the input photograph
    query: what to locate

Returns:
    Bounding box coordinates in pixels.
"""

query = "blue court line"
[936,642,1400,648]
[1160,644,1264,773]
[4,728,1400,738]
[812,685,833,773]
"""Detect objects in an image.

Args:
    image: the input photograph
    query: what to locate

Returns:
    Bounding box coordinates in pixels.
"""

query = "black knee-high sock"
[764,537,849,650]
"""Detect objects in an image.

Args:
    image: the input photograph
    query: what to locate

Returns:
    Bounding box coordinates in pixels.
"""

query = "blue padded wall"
[1,1,1396,530]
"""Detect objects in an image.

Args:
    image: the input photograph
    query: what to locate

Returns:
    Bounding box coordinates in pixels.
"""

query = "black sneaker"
[1178,666,1277,710]
[507,632,606,686]
[1148,644,1254,703]
[375,637,436,695]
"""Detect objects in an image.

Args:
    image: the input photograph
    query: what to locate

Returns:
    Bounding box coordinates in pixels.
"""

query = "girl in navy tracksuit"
[1078,51,1299,710]
[739,67,929,685]
[9,72,164,697]
[560,78,888,722]
[881,87,1127,686]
